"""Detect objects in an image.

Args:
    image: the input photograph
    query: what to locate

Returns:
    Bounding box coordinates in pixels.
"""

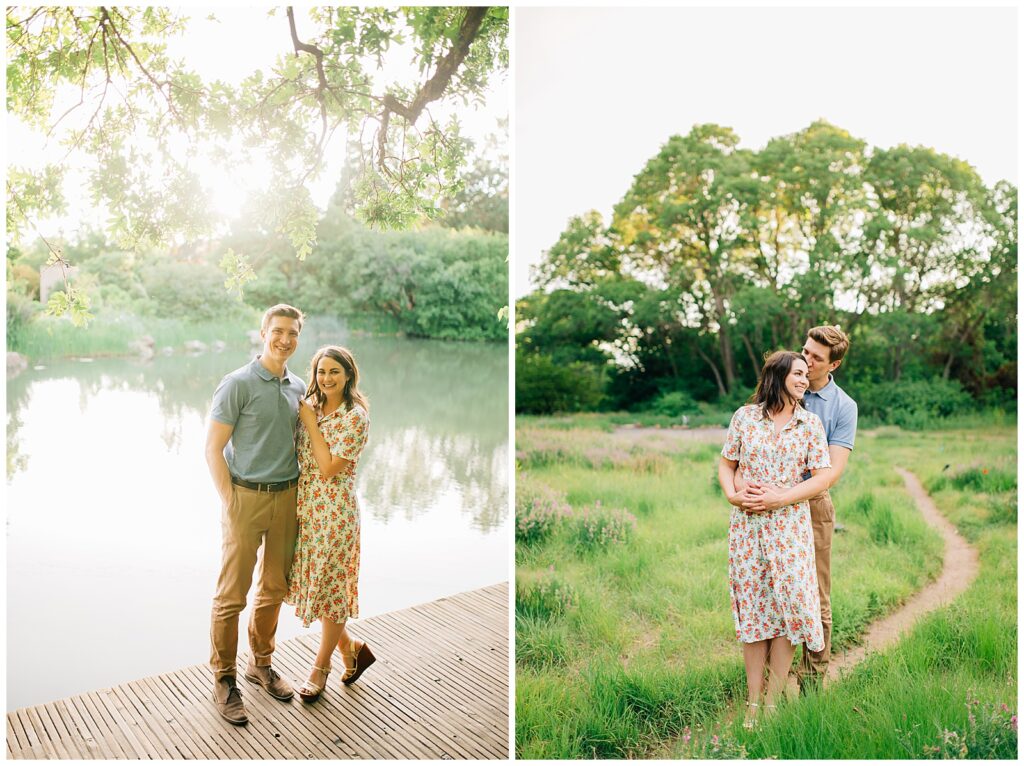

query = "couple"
[205,304,375,726]
[718,325,858,729]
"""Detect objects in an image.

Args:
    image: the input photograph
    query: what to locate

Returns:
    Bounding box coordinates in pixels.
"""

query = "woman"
[285,345,375,702]
[718,350,832,728]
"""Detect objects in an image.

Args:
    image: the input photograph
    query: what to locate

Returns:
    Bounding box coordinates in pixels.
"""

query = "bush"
[515,350,605,413]
[852,378,975,427]
[516,482,571,545]
[651,390,699,417]
[516,570,578,621]
[569,502,637,550]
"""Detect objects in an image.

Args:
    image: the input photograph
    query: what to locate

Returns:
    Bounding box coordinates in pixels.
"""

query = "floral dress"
[286,404,369,627]
[721,404,830,649]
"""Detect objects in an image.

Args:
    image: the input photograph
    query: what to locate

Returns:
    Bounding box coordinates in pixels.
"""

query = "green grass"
[11,311,261,360]
[515,419,1015,759]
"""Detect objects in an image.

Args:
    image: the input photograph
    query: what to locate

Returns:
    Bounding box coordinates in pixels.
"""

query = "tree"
[6,6,508,320]
[613,124,766,393]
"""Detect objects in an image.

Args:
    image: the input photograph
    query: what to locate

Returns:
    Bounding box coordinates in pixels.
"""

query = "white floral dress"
[286,404,369,626]
[722,404,830,649]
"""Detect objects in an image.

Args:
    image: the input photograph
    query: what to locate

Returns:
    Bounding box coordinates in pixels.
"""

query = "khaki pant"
[210,484,298,681]
[798,489,834,682]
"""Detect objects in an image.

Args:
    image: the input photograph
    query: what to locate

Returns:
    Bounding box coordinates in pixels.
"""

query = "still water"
[6,328,509,709]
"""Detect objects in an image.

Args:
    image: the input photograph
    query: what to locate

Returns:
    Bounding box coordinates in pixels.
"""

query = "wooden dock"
[6,583,509,760]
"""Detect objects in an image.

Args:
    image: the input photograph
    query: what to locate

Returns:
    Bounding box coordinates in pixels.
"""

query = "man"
[738,325,857,690]
[206,304,306,725]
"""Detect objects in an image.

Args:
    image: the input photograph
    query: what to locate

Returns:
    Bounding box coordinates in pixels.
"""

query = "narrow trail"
[634,426,982,757]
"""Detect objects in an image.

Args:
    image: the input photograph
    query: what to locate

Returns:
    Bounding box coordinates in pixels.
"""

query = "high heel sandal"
[298,665,331,703]
[340,640,376,685]
[743,701,760,730]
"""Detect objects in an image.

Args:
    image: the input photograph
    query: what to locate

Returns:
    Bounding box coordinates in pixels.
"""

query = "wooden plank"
[6,584,509,760]
[76,691,138,759]
[152,672,249,761]
[94,687,162,759]
[60,697,111,759]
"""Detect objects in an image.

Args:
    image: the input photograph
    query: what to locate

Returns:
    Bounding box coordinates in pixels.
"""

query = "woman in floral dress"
[718,350,833,728]
[285,345,375,702]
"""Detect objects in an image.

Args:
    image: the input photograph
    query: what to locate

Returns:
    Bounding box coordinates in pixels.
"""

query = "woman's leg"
[336,623,357,669]
[742,640,769,704]
[307,617,346,685]
[765,637,797,706]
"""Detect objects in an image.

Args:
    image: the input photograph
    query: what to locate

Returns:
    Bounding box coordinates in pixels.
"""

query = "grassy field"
[514,415,1016,759]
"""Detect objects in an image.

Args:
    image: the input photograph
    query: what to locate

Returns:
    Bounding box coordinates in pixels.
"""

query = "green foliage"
[516,571,578,622]
[567,502,637,550]
[515,480,572,545]
[518,120,1016,416]
[7,6,508,318]
[651,390,699,417]
[514,350,605,414]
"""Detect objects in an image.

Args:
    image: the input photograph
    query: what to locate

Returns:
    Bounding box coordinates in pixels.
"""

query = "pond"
[6,326,509,710]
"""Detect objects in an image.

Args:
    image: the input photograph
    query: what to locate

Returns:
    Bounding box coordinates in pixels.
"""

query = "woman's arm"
[719,457,755,509]
[298,401,353,480]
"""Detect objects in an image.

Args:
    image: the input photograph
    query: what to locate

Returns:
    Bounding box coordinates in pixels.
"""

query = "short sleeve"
[829,398,858,450]
[805,413,832,470]
[331,406,369,462]
[721,408,744,461]
[210,375,244,426]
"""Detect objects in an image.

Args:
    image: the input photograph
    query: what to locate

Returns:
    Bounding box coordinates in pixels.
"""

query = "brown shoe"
[244,661,294,701]
[212,677,249,726]
[340,640,376,686]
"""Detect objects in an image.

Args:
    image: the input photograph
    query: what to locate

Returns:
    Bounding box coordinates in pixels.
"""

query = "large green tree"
[6,5,508,320]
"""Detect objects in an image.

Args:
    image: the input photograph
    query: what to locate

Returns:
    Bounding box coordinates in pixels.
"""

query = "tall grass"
[676,427,1017,760]
[514,419,964,759]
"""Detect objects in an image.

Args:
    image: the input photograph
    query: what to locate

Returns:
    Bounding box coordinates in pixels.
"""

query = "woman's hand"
[298,398,317,428]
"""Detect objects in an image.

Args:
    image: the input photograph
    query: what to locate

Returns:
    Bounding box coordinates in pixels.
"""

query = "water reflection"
[6,330,508,709]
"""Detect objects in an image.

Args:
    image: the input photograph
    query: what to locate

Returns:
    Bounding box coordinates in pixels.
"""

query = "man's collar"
[251,355,293,382]
[806,374,836,400]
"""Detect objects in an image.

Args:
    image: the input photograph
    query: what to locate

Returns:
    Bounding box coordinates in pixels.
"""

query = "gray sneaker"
[213,677,249,726]
[244,661,295,701]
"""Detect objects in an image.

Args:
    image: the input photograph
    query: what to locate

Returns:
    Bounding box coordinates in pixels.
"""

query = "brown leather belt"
[231,476,299,493]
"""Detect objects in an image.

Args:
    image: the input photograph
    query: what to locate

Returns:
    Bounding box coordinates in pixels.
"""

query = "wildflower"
[1011,714,1018,731]
[982,469,989,475]
[711,735,719,746]
[682,727,692,745]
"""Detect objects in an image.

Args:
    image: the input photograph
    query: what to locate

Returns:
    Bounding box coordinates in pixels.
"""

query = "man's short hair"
[261,304,305,332]
[807,324,850,364]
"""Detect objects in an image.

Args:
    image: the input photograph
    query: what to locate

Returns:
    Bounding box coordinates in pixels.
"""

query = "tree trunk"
[696,346,727,398]
[741,334,760,379]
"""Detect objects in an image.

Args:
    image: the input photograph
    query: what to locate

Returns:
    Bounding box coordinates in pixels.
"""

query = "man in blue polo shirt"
[205,304,307,725]
[738,325,857,690]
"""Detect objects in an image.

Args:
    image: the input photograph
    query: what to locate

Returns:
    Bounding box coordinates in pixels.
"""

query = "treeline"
[8,193,508,347]
[516,121,1017,424]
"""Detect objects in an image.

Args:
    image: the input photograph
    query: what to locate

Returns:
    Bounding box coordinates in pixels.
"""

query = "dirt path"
[824,467,980,677]
[644,443,980,757]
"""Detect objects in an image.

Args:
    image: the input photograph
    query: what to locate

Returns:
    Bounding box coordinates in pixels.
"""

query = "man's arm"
[741,466,834,512]
[205,420,235,506]
[824,445,851,488]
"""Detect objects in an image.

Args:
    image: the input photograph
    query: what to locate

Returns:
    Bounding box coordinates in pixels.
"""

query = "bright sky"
[8,7,507,238]
[514,5,1018,297]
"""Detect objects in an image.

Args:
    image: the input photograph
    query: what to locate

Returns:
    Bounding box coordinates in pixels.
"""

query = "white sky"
[513,5,1019,297]
[8,6,508,238]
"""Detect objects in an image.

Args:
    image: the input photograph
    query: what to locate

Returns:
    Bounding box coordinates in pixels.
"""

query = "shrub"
[569,502,637,550]
[516,482,571,545]
[515,350,605,413]
[930,467,1017,495]
[651,390,699,417]
[516,569,578,621]
[851,378,976,427]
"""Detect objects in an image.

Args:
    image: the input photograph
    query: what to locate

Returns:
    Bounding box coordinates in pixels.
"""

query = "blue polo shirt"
[801,375,857,481]
[210,356,306,483]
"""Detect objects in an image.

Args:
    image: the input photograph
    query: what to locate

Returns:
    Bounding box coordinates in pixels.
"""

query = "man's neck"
[807,373,830,393]
[258,354,286,379]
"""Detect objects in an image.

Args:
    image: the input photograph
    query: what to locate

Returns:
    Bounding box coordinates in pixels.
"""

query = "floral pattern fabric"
[722,404,830,649]
[286,404,369,627]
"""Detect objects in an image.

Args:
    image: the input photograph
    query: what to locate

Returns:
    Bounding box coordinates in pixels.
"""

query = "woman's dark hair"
[304,345,369,413]
[749,350,806,419]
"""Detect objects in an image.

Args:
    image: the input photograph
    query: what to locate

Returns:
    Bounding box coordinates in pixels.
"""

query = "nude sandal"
[298,664,331,703]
